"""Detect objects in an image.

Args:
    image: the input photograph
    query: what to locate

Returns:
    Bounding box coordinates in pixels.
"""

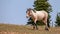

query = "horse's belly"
[37,16,43,20]
[37,13,45,20]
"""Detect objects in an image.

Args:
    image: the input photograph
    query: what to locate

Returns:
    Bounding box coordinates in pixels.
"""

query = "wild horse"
[26,8,49,31]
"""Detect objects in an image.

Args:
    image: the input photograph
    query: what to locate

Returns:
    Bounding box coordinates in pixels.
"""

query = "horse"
[26,8,49,31]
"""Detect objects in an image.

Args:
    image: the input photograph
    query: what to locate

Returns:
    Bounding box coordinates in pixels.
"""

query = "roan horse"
[26,8,49,31]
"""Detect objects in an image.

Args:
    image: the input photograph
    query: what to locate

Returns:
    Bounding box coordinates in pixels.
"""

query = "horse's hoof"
[33,27,35,30]
[36,28,38,30]
[45,29,49,31]
[45,28,49,31]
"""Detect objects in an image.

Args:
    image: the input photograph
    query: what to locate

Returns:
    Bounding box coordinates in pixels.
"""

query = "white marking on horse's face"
[26,11,31,18]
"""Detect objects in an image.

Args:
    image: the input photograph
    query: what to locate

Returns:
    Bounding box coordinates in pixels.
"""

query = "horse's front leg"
[33,19,38,30]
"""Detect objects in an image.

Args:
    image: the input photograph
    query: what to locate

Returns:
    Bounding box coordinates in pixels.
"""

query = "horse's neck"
[30,11,36,18]
[31,11,35,15]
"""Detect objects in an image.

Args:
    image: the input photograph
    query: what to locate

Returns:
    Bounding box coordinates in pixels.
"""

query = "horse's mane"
[26,8,36,13]
[32,9,36,13]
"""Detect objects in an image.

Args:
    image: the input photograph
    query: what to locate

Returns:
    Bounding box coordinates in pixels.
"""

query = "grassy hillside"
[0,24,60,34]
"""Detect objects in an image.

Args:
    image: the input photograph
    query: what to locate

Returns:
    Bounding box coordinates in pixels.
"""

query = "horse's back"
[37,10,48,16]
[36,10,47,13]
[35,10,48,20]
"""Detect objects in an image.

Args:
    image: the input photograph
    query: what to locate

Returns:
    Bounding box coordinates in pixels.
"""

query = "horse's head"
[26,8,32,18]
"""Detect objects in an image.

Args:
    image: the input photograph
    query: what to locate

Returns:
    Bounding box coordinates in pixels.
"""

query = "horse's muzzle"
[26,16,28,18]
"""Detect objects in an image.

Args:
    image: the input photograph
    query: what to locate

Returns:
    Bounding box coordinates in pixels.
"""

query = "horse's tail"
[47,19,50,28]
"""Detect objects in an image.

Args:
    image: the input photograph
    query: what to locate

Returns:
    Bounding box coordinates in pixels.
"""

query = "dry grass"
[0,24,60,34]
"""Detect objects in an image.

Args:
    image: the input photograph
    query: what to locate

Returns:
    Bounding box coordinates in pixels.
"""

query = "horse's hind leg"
[45,23,49,31]
[43,20,49,31]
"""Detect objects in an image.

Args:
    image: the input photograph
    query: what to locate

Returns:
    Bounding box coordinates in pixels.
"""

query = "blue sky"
[0,0,34,25]
[0,0,60,25]
[49,0,60,26]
